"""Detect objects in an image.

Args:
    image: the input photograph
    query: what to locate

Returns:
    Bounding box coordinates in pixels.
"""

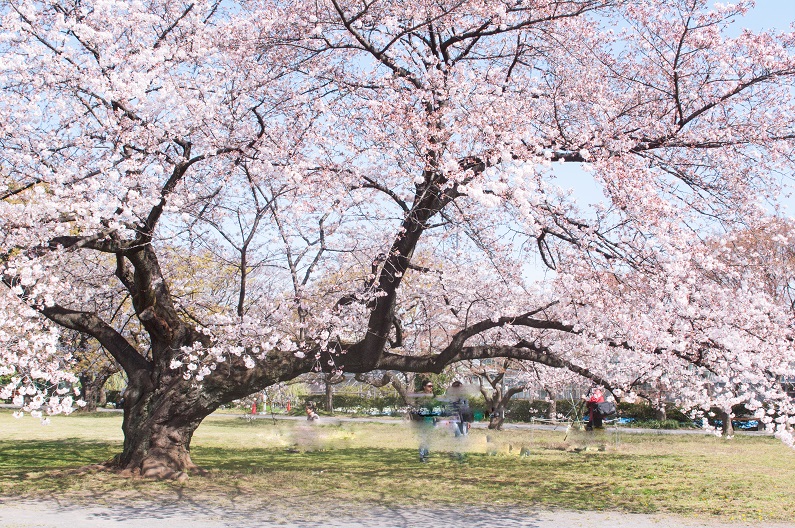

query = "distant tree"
[355,371,414,407]
[470,359,526,430]
[67,332,120,411]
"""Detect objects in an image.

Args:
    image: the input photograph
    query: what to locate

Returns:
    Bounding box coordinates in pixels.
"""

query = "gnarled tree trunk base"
[108,445,209,481]
[98,456,207,481]
[113,371,216,480]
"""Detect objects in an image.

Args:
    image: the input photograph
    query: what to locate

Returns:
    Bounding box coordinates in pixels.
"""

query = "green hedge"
[330,394,404,412]
[503,400,553,421]
[296,394,407,416]
[302,395,575,422]
[503,399,701,425]
[296,395,577,422]
[617,401,692,422]
[631,419,682,429]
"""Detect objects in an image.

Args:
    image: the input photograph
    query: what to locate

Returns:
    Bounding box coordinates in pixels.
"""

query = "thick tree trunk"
[488,412,505,430]
[720,409,734,437]
[547,399,557,421]
[488,399,506,430]
[325,378,334,414]
[655,405,667,422]
[114,371,215,479]
[110,336,306,479]
[79,373,111,412]
[81,381,100,412]
[484,384,522,430]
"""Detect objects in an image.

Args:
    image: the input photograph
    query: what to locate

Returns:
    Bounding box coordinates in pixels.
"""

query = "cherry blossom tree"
[0,0,317,477]
[3,0,795,479]
[472,359,527,429]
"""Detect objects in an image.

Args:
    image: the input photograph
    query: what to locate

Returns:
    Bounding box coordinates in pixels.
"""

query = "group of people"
[305,381,613,462]
[410,380,475,462]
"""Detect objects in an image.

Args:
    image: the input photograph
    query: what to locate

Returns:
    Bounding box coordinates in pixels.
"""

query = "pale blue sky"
[730,1,795,32]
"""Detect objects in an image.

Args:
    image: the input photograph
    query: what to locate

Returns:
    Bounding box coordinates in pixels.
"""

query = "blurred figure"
[442,380,477,461]
[583,387,605,430]
[444,381,472,436]
[305,401,319,421]
[410,380,440,462]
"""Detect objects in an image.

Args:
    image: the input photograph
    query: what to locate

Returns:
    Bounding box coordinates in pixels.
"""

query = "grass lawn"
[0,410,793,522]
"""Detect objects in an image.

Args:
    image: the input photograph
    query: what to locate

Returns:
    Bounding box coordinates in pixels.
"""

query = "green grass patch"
[0,410,793,522]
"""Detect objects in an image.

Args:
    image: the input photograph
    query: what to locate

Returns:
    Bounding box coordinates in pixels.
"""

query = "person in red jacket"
[584,387,605,430]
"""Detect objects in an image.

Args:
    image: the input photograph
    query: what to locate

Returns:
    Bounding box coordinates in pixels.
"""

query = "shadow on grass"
[187,445,619,511]
[0,438,123,499]
[0,437,605,505]
[0,439,118,471]
[3,436,790,521]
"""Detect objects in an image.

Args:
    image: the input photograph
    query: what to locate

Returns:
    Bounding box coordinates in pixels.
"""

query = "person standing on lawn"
[443,380,472,437]
[305,401,319,421]
[584,386,605,430]
[442,380,475,461]
[411,380,440,462]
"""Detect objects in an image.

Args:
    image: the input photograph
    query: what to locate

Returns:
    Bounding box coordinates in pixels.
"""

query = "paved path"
[1,499,792,528]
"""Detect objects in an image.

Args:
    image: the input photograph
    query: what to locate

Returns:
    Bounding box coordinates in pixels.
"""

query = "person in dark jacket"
[584,386,605,430]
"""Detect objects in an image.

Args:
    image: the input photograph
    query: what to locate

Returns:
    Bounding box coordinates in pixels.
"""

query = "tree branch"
[39,304,151,375]
[153,3,195,49]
